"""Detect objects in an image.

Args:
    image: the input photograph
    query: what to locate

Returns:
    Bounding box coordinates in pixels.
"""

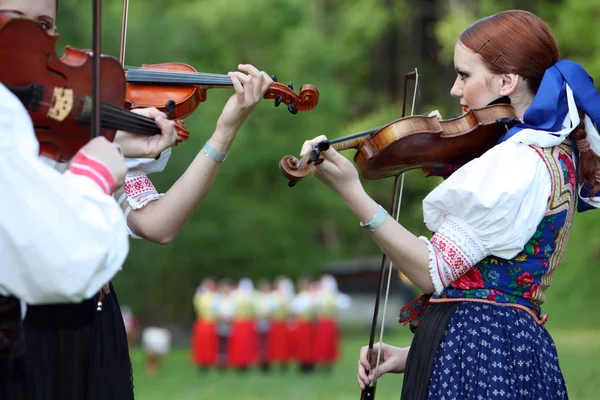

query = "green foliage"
[54,0,600,324]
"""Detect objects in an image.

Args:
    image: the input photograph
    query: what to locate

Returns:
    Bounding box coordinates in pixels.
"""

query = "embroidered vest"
[433,142,577,321]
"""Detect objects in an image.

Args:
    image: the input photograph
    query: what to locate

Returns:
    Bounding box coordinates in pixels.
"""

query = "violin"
[279,103,520,186]
[0,13,162,162]
[124,62,320,118]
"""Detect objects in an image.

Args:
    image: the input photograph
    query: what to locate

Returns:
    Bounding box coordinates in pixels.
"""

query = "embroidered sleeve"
[121,168,163,240]
[123,168,162,209]
[419,215,487,294]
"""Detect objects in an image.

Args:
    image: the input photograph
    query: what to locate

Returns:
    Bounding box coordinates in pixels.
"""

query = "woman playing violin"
[299,10,600,399]
[1,0,272,399]
[0,0,177,399]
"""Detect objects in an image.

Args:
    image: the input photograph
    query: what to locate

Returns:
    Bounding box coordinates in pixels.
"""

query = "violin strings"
[100,104,161,134]
[61,90,161,134]
[125,65,228,78]
[14,83,157,135]
[328,128,380,146]
[126,69,233,86]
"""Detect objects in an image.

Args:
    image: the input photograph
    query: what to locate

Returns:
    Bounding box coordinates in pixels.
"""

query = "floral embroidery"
[428,142,576,319]
[124,169,161,209]
[430,233,472,288]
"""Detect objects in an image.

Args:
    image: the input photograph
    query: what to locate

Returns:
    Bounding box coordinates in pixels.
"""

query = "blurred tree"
[53,0,600,326]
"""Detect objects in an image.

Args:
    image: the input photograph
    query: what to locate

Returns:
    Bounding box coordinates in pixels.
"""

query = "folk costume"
[399,60,600,399]
[227,279,258,370]
[191,282,220,369]
[289,285,317,372]
[255,287,275,372]
[23,135,169,399]
[312,275,350,368]
[0,83,128,399]
[267,279,294,368]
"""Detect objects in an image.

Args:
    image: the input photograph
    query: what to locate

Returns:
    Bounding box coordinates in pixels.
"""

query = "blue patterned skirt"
[402,302,568,400]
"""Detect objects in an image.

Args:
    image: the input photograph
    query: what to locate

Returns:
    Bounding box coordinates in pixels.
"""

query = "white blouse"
[420,140,552,294]
[0,84,128,305]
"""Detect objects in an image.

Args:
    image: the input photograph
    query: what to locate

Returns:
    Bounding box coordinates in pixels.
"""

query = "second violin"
[0,14,162,161]
[279,103,519,186]
[125,62,320,118]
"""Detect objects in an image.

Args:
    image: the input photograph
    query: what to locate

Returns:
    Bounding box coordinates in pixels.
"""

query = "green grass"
[131,328,600,399]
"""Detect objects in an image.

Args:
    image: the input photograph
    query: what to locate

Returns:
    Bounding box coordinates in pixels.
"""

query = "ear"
[498,73,520,96]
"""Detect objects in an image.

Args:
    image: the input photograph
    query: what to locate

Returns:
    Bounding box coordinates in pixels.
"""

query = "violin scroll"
[279,140,330,187]
[265,81,319,114]
[279,155,310,187]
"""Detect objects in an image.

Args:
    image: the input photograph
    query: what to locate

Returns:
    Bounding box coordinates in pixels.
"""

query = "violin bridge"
[48,88,74,121]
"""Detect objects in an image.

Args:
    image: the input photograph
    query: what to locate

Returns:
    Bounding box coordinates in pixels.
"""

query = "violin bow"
[360,69,419,400]
[91,0,102,139]
[119,0,129,66]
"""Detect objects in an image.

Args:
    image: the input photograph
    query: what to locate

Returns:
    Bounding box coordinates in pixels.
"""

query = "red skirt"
[313,318,339,364]
[267,320,290,363]
[191,320,218,366]
[293,319,315,364]
[228,319,257,367]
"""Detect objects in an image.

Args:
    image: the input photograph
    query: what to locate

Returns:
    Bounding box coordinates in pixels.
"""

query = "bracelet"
[202,141,229,162]
[360,205,388,232]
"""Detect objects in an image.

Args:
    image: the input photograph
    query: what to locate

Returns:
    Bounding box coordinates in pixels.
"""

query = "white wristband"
[360,205,388,232]
[202,141,229,162]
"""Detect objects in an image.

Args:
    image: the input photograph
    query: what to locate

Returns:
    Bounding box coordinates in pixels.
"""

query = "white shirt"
[421,140,551,294]
[0,83,129,305]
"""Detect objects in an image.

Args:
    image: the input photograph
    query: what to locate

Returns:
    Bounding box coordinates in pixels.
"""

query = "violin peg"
[287,82,294,90]
[271,75,278,83]
[164,100,176,120]
[497,116,518,129]
[317,141,331,152]
[274,94,283,107]
[288,103,298,114]
[308,148,320,163]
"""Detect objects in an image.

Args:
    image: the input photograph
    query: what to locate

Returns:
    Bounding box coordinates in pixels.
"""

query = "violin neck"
[126,69,232,88]
[328,127,379,151]
[331,137,364,152]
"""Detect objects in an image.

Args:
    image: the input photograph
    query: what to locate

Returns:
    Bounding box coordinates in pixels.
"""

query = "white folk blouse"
[420,140,552,294]
[0,83,128,305]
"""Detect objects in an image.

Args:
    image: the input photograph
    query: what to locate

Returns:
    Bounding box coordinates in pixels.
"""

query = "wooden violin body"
[125,62,320,118]
[280,104,519,185]
[0,15,160,161]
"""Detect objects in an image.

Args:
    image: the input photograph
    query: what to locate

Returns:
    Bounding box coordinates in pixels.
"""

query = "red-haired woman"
[303,10,599,399]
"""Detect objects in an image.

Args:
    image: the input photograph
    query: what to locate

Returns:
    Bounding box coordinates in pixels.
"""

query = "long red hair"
[461,10,600,197]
